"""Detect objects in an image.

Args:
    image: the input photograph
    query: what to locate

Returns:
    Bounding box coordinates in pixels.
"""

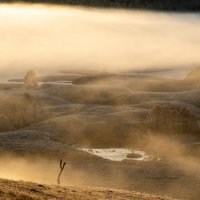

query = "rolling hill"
[0,178,178,200]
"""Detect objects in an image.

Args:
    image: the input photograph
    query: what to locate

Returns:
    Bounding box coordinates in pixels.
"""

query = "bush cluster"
[0,93,49,131]
[149,105,199,133]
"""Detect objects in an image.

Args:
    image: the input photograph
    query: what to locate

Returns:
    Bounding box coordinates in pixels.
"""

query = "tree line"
[2,0,200,11]
[149,104,199,134]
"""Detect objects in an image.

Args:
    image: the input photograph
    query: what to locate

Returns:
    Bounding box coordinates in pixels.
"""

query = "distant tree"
[24,70,38,88]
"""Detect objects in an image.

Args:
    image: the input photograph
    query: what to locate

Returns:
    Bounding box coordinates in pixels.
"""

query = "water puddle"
[79,148,158,161]
[4,81,73,86]
[38,81,73,86]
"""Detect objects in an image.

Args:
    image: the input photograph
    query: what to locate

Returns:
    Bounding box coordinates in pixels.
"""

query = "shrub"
[0,94,50,131]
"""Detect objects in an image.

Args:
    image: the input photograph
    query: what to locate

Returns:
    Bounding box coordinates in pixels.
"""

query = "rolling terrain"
[1,2,200,199]
[0,68,200,199]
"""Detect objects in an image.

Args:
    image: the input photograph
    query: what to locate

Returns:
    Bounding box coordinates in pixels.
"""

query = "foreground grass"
[0,178,177,200]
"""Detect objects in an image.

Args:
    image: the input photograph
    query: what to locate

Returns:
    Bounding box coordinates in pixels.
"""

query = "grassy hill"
[0,178,178,200]
[1,68,200,199]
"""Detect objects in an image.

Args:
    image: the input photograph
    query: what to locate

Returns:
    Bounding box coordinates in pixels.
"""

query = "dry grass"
[0,178,177,200]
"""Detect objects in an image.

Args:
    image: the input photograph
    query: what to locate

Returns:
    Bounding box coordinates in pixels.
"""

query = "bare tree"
[57,159,66,186]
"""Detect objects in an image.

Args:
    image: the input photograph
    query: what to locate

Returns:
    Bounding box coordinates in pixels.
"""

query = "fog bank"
[0,3,200,78]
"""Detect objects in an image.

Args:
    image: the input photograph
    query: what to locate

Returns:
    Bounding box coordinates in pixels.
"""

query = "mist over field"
[0,3,200,78]
[1,2,200,200]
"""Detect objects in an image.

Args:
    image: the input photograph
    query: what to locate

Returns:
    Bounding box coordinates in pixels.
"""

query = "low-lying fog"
[1,5,200,199]
[0,3,200,79]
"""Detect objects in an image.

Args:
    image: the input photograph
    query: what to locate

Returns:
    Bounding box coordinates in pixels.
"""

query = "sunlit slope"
[38,81,200,113]
[0,178,178,200]
[105,90,200,107]
[0,129,104,162]
[1,74,199,149]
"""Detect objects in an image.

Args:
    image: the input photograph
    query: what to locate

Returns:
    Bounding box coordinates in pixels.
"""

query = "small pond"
[79,148,158,162]
[3,81,73,86]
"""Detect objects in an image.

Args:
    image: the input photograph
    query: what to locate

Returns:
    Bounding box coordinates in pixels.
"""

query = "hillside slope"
[0,179,177,200]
